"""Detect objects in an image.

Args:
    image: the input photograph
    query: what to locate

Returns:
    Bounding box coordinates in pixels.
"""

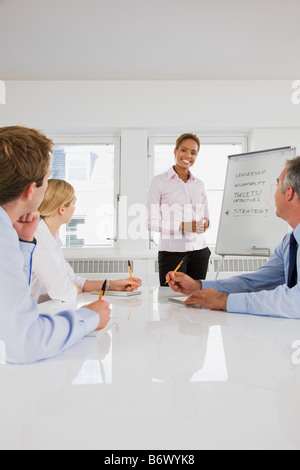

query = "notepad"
[168,296,189,304]
[168,296,201,308]
[86,319,117,337]
[91,291,141,297]
[106,291,141,297]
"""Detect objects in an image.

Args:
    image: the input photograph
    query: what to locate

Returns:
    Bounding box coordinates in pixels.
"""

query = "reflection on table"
[0,287,299,450]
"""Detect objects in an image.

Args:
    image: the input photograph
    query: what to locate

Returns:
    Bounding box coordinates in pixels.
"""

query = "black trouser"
[158,247,211,286]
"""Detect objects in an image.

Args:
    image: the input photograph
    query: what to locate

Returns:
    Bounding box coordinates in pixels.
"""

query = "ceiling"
[0,0,300,80]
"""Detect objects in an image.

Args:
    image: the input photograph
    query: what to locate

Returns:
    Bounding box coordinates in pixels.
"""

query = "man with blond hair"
[0,126,111,364]
[168,157,300,319]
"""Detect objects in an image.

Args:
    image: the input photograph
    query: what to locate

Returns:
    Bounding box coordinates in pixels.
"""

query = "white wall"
[1,80,300,131]
[250,129,300,154]
[1,80,300,268]
[119,129,149,253]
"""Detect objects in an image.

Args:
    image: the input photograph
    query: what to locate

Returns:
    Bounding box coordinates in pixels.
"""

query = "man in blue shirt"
[0,126,111,364]
[167,156,300,319]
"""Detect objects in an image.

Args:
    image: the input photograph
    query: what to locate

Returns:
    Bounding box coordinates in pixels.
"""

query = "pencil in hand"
[99,279,107,300]
[128,260,134,289]
[165,255,190,285]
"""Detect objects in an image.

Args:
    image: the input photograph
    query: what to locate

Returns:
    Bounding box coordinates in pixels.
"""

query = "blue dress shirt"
[202,224,300,319]
[0,207,99,364]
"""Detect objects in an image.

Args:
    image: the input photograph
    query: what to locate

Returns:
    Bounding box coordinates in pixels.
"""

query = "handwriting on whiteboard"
[227,167,272,217]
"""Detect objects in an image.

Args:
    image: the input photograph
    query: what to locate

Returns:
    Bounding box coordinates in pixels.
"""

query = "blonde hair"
[38,179,75,218]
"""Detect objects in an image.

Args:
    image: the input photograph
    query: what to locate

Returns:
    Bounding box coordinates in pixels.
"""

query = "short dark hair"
[175,133,200,152]
[0,126,53,205]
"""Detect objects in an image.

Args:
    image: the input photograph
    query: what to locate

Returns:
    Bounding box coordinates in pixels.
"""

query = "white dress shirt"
[147,167,210,252]
[31,219,86,304]
[203,224,300,319]
[0,207,99,364]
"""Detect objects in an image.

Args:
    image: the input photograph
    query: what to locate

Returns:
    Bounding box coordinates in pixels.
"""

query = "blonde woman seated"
[31,179,142,304]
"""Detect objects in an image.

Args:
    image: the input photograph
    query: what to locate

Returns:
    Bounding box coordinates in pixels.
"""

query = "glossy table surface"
[1,287,300,450]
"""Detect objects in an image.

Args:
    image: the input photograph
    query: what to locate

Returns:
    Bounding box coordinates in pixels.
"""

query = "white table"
[0,287,300,450]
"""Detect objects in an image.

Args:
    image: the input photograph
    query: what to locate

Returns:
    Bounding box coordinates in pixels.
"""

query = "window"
[148,135,247,247]
[51,136,120,249]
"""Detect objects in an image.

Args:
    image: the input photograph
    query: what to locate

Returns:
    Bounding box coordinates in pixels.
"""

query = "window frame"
[50,134,121,256]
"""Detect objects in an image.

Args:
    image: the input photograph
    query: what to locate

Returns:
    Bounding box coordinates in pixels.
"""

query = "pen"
[128,260,134,289]
[165,255,190,285]
[99,279,107,300]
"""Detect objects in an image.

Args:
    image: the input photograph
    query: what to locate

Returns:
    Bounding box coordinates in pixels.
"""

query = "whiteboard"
[215,147,296,257]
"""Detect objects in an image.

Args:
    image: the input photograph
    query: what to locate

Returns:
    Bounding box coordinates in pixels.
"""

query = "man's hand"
[13,211,40,242]
[83,300,111,330]
[166,271,201,295]
[184,288,229,311]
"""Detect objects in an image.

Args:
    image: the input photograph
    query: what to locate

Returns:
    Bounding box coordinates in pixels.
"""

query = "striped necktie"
[288,233,298,288]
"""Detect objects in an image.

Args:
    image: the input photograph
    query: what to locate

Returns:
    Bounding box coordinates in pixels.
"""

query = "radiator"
[68,259,134,275]
[210,257,268,274]
[67,257,268,276]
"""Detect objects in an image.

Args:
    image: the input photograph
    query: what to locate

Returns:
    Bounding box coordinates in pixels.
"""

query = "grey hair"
[281,156,300,198]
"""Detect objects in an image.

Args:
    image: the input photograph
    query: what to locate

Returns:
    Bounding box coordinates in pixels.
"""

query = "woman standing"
[147,133,211,286]
[31,179,142,304]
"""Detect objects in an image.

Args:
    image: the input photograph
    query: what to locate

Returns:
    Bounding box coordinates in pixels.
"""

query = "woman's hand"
[180,218,210,234]
[111,277,142,292]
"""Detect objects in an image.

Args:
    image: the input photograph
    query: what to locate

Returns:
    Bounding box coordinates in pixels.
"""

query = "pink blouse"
[147,167,210,252]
